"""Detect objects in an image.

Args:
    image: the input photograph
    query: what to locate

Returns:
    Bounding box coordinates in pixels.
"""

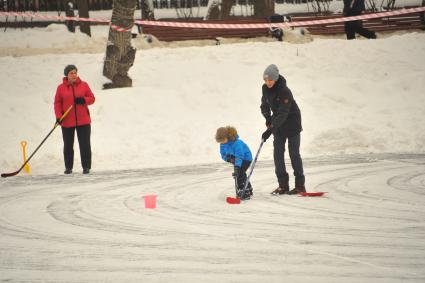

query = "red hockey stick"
[1,105,73,178]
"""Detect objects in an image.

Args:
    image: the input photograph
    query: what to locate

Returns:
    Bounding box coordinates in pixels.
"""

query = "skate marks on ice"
[0,154,425,282]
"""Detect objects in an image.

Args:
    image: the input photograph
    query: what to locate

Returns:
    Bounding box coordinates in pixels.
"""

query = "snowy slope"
[1,27,425,174]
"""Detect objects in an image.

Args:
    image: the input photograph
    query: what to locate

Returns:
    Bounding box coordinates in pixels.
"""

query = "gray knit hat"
[263,64,279,81]
[64,64,77,76]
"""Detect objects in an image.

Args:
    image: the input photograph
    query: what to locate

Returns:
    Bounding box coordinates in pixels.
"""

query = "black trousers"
[344,20,376,40]
[235,160,252,191]
[273,133,305,187]
[61,124,91,170]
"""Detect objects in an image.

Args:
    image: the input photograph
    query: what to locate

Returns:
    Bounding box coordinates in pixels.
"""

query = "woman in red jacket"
[54,65,95,174]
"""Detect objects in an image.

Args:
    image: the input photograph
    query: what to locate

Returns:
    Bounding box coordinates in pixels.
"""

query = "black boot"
[288,185,306,195]
[64,168,72,174]
[238,189,251,200]
[271,183,289,195]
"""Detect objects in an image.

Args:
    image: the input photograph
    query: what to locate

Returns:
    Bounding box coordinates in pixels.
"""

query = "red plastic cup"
[143,195,157,208]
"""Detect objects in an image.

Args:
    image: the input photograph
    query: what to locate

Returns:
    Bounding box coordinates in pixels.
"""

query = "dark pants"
[344,20,376,40]
[273,133,305,187]
[235,160,252,191]
[62,124,91,170]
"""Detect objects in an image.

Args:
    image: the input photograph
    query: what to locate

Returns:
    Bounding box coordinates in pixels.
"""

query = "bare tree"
[253,0,274,18]
[206,0,219,20]
[386,0,396,10]
[365,0,378,12]
[175,0,194,19]
[140,0,154,20]
[308,0,332,15]
[368,0,397,11]
[205,0,235,20]
[220,0,234,19]
[103,0,137,89]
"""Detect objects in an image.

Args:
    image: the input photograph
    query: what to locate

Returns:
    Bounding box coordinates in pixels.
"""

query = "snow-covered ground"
[0,16,425,282]
[1,26,424,172]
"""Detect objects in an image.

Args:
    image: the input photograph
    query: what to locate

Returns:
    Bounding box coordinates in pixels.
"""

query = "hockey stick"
[226,171,243,204]
[233,171,239,197]
[240,139,265,199]
[1,105,73,178]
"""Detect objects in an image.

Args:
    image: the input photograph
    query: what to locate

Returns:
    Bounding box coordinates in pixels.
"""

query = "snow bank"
[0,28,424,175]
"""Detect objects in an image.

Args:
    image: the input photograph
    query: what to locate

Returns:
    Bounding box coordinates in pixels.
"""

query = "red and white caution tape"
[110,24,132,32]
[134,6,425,29]
[1,6,424,32]
[0,11,131,32]
[0,11,110,23]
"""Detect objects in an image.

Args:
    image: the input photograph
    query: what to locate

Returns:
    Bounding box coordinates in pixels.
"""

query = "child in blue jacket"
[215,126,253,199]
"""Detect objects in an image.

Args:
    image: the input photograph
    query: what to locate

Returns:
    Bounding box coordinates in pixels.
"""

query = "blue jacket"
[220,135,253,167]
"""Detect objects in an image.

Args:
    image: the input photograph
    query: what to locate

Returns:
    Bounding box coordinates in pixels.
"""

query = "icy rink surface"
[1,154,425,282]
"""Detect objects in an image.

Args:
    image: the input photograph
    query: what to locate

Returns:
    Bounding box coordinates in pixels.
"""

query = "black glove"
[265,116,272,127]
[56,118,62,125]
[225,154,235,164]
[74,97,86,104]
[262,128,273,142]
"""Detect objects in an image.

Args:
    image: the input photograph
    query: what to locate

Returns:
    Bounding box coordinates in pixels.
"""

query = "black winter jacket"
[343,0,366,16]
[260,75,302,138]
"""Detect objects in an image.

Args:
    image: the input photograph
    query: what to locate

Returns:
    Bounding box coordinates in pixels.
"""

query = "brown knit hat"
[215,126,238,142]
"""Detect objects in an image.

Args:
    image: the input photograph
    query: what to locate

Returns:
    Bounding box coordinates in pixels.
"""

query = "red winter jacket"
[54,77,95,128]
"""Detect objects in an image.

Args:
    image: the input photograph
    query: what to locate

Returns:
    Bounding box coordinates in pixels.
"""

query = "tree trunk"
[140,0,155,20]
[253,0,274,18]
[77,0,91,36]
[205,0,220,20]
[103,0,137,89]
[220,0,234,19]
